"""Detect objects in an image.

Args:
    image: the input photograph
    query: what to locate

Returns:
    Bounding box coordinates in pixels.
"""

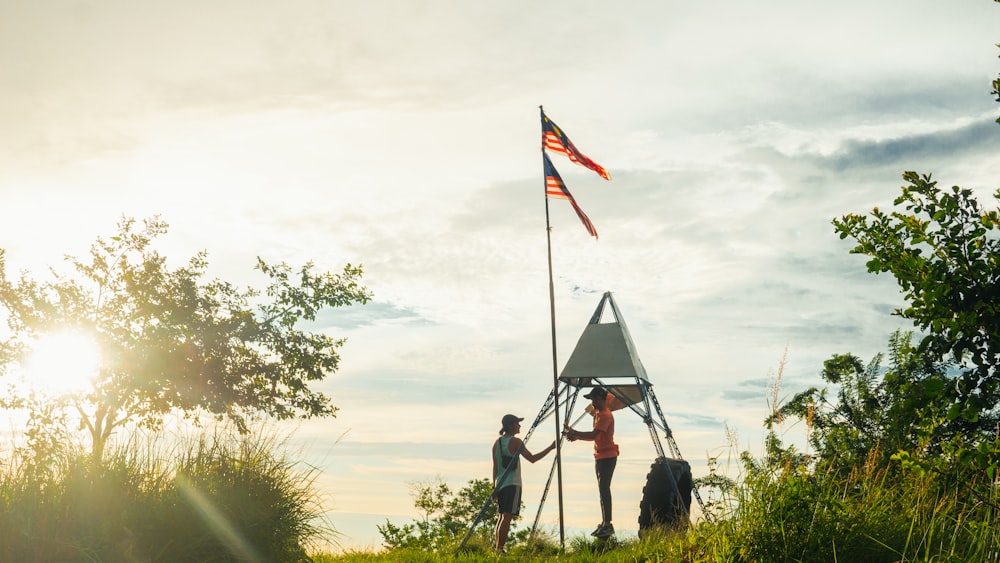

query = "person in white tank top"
[492,414,556,553]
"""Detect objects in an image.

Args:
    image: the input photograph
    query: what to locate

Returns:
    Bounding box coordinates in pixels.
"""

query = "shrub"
[0,428,326,562]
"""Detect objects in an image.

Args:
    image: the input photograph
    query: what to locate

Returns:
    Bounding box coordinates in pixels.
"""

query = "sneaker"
[595,523,615,538]
[590,524,604,536]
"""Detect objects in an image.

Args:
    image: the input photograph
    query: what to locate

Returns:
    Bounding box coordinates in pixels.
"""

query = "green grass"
[314,529,688,562]
[0,428,326,562]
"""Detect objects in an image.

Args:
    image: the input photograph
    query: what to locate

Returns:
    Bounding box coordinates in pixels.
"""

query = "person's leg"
[495,485,517,551]
[596,457,617,528]
[592,460,604,532]
[496,512,513,551]
[495,513,502,546]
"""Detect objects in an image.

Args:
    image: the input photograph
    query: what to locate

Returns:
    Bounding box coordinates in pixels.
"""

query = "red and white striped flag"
[544,153,598,238]
[541,110,611,181]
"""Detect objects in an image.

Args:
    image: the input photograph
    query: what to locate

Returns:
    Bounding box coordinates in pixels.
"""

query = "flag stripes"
[541,111,611,181]
[543,153,598,238]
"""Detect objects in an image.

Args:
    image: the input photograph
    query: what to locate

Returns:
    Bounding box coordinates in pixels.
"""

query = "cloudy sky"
[1,0,998,551]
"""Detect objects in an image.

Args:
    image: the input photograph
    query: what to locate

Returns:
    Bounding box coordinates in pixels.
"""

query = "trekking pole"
[530,407,593,537]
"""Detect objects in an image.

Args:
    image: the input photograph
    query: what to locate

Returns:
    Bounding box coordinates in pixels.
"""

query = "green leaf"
[923,378,944,397]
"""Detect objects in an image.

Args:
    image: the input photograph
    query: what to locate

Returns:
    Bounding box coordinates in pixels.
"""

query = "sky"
[1,0,999,552]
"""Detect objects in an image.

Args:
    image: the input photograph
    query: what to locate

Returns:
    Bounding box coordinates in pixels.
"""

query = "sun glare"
[22,330,102,396]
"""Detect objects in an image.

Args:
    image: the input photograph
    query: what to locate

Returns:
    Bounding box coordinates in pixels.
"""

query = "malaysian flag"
[541,110,611,181]
[544,153,598,238]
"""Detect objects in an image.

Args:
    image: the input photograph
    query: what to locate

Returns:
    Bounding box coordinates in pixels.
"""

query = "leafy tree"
[0,216,371,460]
[773,331,954,472]
[833,173,1000,425]
[377,477,530,551]
[438,478,504,542]
[822,41,1000,503]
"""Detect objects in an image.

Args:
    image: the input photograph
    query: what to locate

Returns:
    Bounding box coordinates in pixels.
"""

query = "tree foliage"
[833,173,1000,423]
[773,331,959,473]
[0,216,371,459]
[719,40,1000,562]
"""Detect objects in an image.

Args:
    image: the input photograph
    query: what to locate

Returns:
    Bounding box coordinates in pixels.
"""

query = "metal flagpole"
[539,104,566,550]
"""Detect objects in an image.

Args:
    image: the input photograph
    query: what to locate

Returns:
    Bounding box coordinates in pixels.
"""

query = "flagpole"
[540,105,566,550]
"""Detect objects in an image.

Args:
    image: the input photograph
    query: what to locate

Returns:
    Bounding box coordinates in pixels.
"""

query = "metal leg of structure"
[529,384,580,539]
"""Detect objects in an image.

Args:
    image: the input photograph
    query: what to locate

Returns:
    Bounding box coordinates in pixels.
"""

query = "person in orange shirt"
[566,386,619,538]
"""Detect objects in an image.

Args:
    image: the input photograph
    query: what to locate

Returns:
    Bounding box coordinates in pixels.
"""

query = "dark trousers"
[595,457,617,524]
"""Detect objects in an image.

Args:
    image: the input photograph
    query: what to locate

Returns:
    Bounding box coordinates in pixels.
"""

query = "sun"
[22,330,102,396]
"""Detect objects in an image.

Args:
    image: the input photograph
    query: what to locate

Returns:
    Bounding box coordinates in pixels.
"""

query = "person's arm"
[567,428,602,441]
[508,437,557,463]
[567,411,608,441]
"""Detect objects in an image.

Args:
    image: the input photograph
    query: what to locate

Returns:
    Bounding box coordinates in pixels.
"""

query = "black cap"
[583,387,608,400]
[500,414,523,431]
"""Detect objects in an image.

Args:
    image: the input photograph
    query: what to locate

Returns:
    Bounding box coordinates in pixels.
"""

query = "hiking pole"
[529,406,594,538]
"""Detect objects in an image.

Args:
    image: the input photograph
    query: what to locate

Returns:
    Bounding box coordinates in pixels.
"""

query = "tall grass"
[0,428,327,562]
[671,447,1000,563]
[315,447,999,562]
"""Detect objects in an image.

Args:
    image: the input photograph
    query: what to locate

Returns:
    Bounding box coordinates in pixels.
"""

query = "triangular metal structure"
[459,291,709,551]
[530,291,709,535]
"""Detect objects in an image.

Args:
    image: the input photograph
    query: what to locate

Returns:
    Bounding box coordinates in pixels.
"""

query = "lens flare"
[22,330,101,395]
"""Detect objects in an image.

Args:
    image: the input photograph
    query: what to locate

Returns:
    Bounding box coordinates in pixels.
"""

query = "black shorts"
[496,485,521,516]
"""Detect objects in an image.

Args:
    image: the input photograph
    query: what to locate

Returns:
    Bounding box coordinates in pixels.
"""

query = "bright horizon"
[2,0,999,551]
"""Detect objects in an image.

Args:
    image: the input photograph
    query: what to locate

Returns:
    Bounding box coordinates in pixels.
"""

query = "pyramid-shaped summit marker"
[559,291,650,407]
